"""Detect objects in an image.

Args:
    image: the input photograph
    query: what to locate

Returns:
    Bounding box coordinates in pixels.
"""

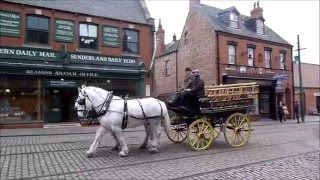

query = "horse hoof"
[148,147,159,154]
[119,151,128,157]
[112,146,120,151]
[86,152,94,158]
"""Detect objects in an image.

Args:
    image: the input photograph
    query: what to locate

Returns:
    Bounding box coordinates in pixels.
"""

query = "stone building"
[154,0,294,120]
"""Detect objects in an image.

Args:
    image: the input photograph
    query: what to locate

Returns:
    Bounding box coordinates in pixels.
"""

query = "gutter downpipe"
[150,25,156,96]
[175,42,179,91]
[216,31,220,85]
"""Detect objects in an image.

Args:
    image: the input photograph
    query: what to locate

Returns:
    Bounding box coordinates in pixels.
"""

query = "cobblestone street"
[1,118,319,180]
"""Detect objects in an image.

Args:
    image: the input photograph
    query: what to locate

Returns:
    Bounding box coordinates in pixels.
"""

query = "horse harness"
[121,97,164,129]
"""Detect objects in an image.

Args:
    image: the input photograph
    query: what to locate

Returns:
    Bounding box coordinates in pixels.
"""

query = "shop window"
[26,15,49,44]
[165,60,170,75]
[228,45,236,64]
[123,29,139,54]
[79,23,98,49]
[0,76,42,122]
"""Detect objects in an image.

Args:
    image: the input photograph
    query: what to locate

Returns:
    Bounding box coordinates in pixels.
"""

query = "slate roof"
[161,40,179,56]
[5,0,151,24]
[195,4,292,46]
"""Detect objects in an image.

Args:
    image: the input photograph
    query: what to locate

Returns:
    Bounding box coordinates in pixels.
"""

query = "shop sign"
[69,53,136,65]
[274,72,290,80]
[276,80,283,89]
[0,10,21,37]
[54,19,74,43]
[25,70,98,77]
[102,26,119,47]
[0,46,60,60]
[45,80,80,88]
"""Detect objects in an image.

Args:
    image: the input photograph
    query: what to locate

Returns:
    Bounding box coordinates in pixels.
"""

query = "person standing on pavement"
[294,101,300,123]
[278,101,284,123]
[282,104,289,121]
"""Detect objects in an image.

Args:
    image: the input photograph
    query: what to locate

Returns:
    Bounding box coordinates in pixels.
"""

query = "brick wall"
[295,87,320,115]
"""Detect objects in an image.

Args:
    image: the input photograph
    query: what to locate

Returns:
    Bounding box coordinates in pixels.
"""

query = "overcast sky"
[145,0,319,65]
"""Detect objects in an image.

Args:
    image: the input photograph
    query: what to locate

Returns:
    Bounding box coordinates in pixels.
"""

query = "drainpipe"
[175,39,181,91]
[150,24,156,96]
[216,31,220,85]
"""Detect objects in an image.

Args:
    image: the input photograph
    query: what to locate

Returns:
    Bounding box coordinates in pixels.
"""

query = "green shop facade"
[0,46,147,123]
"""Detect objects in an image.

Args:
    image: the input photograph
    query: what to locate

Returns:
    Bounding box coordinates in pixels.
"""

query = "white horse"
[74,85,171,157]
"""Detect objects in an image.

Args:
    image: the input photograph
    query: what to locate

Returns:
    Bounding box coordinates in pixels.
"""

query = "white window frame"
[228,45,236,64]
[248,48,254,66]
[256,19,264,34]
[264,50,271,68]
[230,13,238,28]
[280,53,285,69]
[165,60,170,75]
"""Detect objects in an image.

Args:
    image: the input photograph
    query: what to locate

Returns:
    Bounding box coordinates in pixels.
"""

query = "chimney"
[172,33,177,42]
[250,1,264,19]
[189,0,200,12]
[155,19,165,57]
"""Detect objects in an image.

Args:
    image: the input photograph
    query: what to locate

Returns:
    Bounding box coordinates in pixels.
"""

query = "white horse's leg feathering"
[86,125,106,158]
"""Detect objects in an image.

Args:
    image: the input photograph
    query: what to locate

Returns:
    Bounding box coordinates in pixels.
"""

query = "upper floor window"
[248,48,254,66]
[256,19,264,34]
[165,60,170,75]
[184,31,188,44]
[26,15,49,44]
[228,45,236,64]
[280,53,286,69]
[79,23,98,49]
[264,50,271,68]
[123,29,139,54]
[230,13,238,28]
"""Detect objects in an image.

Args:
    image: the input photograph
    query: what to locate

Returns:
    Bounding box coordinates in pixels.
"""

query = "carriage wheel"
[224,113,252,147]
[187,118,214,151]
[166,113,188,143]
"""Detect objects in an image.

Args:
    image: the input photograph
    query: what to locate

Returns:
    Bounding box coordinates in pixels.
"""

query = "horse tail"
[161,106,171,135]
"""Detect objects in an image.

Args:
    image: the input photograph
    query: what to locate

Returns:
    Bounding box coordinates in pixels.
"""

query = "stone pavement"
[0,116,319,180]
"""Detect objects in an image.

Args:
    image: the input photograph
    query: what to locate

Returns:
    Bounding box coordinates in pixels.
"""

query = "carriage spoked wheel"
[187,118,214,151]
[166,114,188,143]
[224,113,252,147]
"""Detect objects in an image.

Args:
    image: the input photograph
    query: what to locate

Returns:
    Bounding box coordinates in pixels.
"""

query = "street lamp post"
[296,35,306,122]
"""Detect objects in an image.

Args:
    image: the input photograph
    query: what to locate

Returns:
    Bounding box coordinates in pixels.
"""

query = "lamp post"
[295,35,306,122]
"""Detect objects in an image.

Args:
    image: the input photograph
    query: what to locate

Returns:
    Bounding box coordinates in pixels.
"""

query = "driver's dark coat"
[189,76,205,97]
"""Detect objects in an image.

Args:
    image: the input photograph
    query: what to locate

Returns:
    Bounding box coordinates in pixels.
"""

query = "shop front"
[0,46,147,125]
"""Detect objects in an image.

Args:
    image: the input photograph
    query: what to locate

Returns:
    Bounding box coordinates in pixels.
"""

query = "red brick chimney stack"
[250,1,264,19]
[155,19,165,57]
[189,0,200,12]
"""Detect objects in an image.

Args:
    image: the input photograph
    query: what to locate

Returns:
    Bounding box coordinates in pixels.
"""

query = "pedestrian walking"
[283,104,289,121]
[278,102,284,123]
[294,101,300,123]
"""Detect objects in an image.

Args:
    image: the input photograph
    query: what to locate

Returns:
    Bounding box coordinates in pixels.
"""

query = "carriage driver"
[179,69,205,112]
[167,67,194,107]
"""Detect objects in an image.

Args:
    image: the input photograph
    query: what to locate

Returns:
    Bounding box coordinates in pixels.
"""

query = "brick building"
[294,63,320,115]
[0,0,155,127]
[154,0,294,120]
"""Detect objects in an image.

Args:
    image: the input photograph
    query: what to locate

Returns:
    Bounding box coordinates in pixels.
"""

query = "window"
[256,19,264,34]
[280,53,285,69]
[230,13,238,28]
[26,15,49,44]
[79,23,98,49]
[123,29,139,54]
[184,31,188,44]
[228,45,236,64]
[248,48,254,66]
[264,50,271,68]
[165,60,170,75]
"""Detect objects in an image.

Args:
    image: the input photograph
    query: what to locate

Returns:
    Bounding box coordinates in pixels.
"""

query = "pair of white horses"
[74,85,171,157]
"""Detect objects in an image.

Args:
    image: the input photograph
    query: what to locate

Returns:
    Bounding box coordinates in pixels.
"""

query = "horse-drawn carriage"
[166,82,259,151]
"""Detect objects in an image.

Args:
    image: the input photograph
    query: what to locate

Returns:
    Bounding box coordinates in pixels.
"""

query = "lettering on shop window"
[69,54,136,64]
[25,70,98,77]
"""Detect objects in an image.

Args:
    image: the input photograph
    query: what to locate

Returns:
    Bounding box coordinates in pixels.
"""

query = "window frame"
[26,15,50,45]
[165,60,170,75]
[248,48,254,66]
[280,52,286,70]
[122,28,140,54]
[256,19,264,34]
[264,50,271,68]
[229,12,239,28]
[78,23,98,50]
[228,45,236,64]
